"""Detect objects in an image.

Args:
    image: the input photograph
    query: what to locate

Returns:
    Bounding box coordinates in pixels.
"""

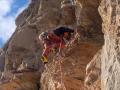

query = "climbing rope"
[59,59,66,90]
[54,41,66,90]
[53,33,81,90]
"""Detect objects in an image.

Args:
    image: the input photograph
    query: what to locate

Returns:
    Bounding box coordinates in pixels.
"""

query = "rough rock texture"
[1,0,116,90]
[99,0,120,90]
[40,41,102,90]
[85,49,101,90]
[39,0,104,89]
[0,51,5,72]
[0,72,40,90]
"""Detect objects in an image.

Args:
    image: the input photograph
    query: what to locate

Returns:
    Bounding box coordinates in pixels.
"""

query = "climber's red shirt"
[42,33,66,58]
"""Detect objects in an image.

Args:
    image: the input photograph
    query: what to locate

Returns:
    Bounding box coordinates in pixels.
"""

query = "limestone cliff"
[99,0,120,90]
[0,0,119,90]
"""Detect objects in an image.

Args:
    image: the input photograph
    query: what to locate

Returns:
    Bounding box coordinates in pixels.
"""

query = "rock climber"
[39,27,74,64]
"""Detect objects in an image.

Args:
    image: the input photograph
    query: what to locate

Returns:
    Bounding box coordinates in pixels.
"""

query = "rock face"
[85,49,101,90]
[40,41,102,90]
[0,51,5,72]
[0,72,41,90]
[99,0,120,90]
[39,0,103,89]
[0,0,104,89]
[1,0,120,90]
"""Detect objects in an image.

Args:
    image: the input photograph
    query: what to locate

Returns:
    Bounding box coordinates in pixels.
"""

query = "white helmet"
[39,32,48,41]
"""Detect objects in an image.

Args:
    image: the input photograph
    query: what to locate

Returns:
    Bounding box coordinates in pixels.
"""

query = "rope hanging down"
[55,41,66,90]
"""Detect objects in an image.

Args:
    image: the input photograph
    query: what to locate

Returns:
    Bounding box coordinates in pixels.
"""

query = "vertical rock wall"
[76,0,103,37]
[0,0,114,89]
[40,0,104,90]
[99,0,120,90]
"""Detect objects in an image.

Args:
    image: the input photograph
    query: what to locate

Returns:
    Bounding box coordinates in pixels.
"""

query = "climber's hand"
[41,56,48,64]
